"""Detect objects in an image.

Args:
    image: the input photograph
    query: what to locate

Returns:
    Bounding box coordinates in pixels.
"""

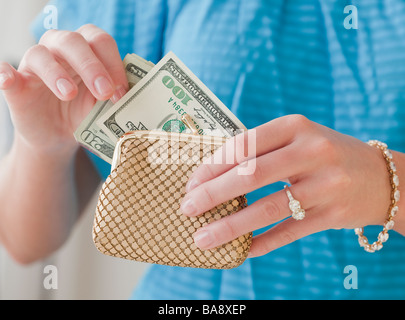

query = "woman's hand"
[0,25,128,263]
[180,115,403,258]
[0,24,128,157]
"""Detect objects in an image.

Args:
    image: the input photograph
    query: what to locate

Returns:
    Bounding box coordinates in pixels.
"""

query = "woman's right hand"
[0,24,128,157]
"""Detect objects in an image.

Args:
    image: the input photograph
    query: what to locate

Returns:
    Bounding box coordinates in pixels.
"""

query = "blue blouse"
[33,0,405,299]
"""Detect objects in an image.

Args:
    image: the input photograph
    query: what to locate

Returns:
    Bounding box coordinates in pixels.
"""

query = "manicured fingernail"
[181,198,197,216]
[111,85,127,103]
[185,178,200,193]
[94,76,114,97]
[194,230,214,249]
[56,78,75,97]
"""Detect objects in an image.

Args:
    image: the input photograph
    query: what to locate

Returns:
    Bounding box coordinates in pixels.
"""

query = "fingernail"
[181,198,197,216]
[94,76,114,97]
[56,78,75,97]
[193,230,214,249]
[185,178,200,193]
[111,85,127,103]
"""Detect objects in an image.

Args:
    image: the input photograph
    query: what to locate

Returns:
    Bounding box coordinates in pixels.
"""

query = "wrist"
[392,150,405,235]
[12,132,79,165]
[9,133,79,173]
[355,141,402,252]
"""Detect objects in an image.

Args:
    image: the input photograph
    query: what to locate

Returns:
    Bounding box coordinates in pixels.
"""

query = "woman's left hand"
[180,115,401,257]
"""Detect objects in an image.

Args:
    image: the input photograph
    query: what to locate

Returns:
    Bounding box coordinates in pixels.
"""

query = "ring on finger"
[284,185,306,221]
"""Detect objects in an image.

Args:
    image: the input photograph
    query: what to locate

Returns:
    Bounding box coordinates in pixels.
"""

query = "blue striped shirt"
[33,0,405,299]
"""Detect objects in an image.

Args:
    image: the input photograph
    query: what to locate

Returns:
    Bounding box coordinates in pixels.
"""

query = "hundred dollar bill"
[74,54,154,163]
[97,51,246,143]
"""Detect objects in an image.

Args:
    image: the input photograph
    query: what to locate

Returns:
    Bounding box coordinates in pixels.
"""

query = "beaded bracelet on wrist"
[354,140,399,253]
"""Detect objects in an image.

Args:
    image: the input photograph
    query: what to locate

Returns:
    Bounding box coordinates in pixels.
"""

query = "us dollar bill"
[97,51,247,143]
[74,54,154,163]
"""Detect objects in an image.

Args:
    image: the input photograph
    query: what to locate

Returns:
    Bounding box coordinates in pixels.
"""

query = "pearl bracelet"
[354,140,400,253]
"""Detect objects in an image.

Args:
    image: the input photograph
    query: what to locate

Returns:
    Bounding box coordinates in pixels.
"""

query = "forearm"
[0,136,80,264]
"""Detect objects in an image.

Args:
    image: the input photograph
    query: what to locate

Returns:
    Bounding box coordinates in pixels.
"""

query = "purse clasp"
[181,114,199,135]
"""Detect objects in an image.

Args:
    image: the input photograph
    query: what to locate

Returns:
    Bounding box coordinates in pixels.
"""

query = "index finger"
[77,24,129,102]
[186,115,309,192]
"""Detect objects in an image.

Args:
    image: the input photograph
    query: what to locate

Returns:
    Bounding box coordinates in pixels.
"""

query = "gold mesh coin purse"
[92,121,252,270]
